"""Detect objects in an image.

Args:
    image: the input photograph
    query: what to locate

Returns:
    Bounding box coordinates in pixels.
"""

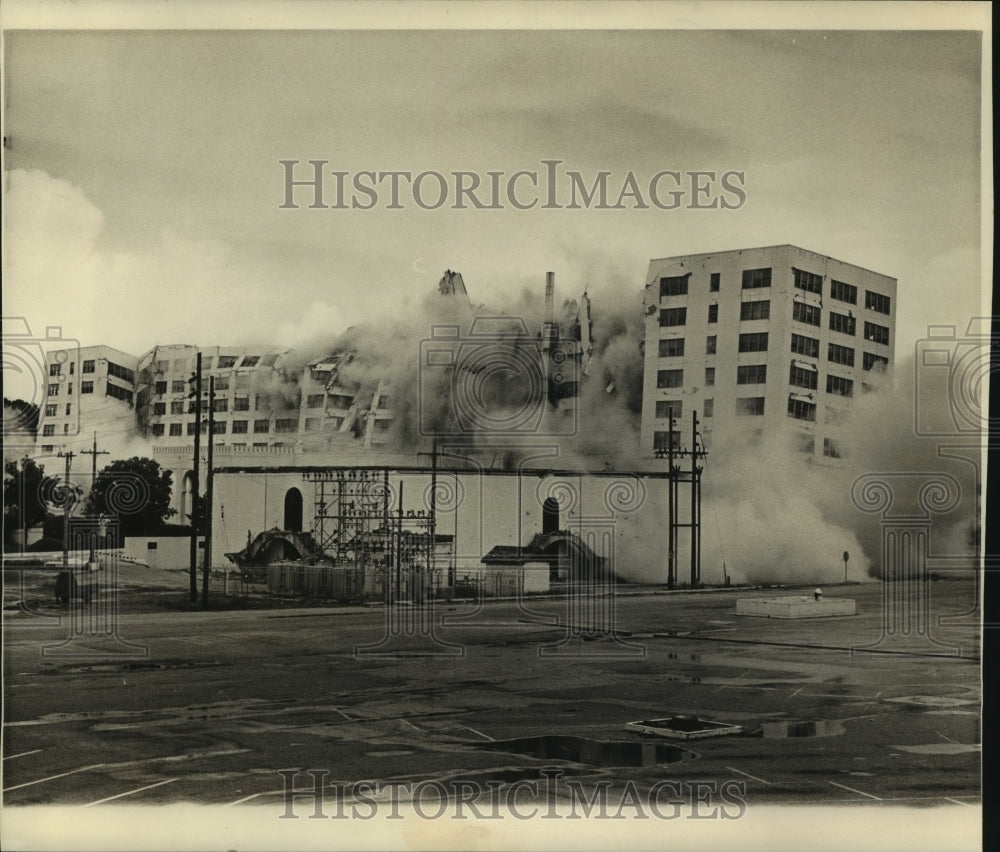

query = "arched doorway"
[181,471,195,523]
[543,497,560,534]
[284,487,303,532]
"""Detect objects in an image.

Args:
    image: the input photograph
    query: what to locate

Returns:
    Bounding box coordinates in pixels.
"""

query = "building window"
[153,402,166,416]
[63,424,69,434]
[710,273,720,292]
[69,361,75,375]
[706,335,717,355]
[825,406,848,426]
[202,356,214,370]
[653,431,680,452]
[275,418,297,433]
[796,434,816,454]
[67,383,73,396]
[106,384,133,403]
[217,356,238,369]
[234,396,250,411]
[240,355,261,368]
[49,363,61,376]
[82,360,95,373]
[41,445,54,453]
[736,397,765,416]
[865,291,891,315]
[741,268,771,289]
[863,352,889,372]
[253,442,268,449]
[830,279,857,304]
[171,400,185,415]
[171,380,185,393]
[864,321,890,346]
[658,338,685,358]
[43,424,55,437]
[169,423,183,436]
[789,364,818,390]
[65,404,71,415]
[792,301,821,326]
[232,420,249,434]
[703,398,714,417]
[787,398,816,421]
[307,393,326,408]
[659,307,687,327]
[212,397,228,412]
[829,311,856,336]
[793,268,823,294]
[254,419,270,433]
[45,404,57,416]
[81,381,94,394]
[827,374,854,398]
[790,333,820,358]
[48,383,59,397]
[828,343,855,367]
[657,369,684,389]
[823,438,842,459]
[151,424,165,437]
[707,304,719,323]
[740,300,770,321]
[737,364,767,384]
[738,332,768,352]
[659,275,689,297]
[155,381,167,394]
[655,400,682,419]
[705,367,715,386]
[304,417,324,431]
[108,362,134,383]
[212,420,227,435]
[214,376,230,391]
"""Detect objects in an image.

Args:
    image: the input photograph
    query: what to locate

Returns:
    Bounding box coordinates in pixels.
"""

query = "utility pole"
[57,450,75,569]
[203,374,215,606]
[188,353,202,603]
[80,432,109,509]
[20,455,30,555]
[690,410,702,588]
[667,407,675,589]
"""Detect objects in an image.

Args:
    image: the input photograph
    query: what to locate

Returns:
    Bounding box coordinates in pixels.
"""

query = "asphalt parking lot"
[2,576,982,849]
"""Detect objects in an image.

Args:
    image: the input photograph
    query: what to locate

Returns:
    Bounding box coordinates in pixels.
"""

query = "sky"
[1,3,990,406]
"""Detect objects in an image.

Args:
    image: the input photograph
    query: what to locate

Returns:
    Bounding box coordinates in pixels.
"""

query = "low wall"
[736,595,856,619]
[124,537,205,571]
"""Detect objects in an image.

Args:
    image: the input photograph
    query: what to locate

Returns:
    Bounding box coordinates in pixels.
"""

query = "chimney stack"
[545,272,555,324]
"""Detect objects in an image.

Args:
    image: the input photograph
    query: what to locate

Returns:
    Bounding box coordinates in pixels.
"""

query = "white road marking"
[3,763,105,792]
[789,686,804,697]
[829,780,882,800]
[226,790,273,806]
[936,730,957,743]
[82,778,178,806]
[944,797,973,806]
[3,749,42,761]
[462,726,494,741]
[725,766,770,785]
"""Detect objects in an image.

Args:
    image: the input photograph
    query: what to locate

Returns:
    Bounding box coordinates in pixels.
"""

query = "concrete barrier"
[736,595,855,618]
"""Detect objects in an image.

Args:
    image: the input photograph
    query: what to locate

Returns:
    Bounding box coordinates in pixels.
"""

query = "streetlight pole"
[203,374,215,606]
[188,353,202,603]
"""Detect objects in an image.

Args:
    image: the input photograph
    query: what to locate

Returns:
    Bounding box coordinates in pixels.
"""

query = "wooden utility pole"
[188,352,203,603]
[203,374,215,606]
[80,432,109,507]
[56,450,75,569]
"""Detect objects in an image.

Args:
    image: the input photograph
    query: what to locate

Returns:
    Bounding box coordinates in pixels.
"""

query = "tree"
[85,457,176,537]
[3,457,48,533]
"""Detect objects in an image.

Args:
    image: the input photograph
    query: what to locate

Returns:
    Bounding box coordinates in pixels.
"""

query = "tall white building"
[36,344,138,457]
[640,245,897,461]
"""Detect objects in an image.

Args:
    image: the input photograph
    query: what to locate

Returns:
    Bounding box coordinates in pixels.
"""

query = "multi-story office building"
[135,344,299,449]
[640,245,897,461]
[36,345,138,456]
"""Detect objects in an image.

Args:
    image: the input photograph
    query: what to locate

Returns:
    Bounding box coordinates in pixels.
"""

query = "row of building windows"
[657,363,854,400]
[148,417,300,437]
[152,354,277,373]
[659,299,890,346]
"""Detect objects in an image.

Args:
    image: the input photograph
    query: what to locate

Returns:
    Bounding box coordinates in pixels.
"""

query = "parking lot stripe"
[829,780,881,800]
[944,797,973,806]
[3,749,42,761]
[82,778,178,806]
[3,763,105,792]
[726,766,770,786]
[226,791,272,806]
